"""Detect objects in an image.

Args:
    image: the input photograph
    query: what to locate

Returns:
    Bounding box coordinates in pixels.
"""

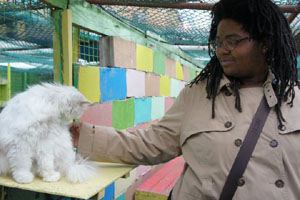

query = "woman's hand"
[69,122,82,148]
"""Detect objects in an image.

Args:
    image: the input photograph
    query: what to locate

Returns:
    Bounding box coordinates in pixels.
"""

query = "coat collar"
[217,71,278,107]
[215,71,300,134]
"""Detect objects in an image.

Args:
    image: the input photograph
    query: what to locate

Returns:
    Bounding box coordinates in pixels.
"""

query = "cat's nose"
[88,102,99,107]
[80,101,92,106]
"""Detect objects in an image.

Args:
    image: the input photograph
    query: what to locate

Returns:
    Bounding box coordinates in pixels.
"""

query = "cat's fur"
[0,83,97,184]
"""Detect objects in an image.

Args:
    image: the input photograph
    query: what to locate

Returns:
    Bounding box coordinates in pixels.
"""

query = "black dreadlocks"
[190,0,299,126]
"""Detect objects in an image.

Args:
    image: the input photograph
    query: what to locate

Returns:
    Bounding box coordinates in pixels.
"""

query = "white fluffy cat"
[0,83,97,184]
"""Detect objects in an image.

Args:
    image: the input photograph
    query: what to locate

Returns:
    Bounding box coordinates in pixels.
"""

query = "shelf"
[0,162,135,199]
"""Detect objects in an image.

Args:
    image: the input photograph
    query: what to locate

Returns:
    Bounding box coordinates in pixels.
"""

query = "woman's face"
[215,19,268,86]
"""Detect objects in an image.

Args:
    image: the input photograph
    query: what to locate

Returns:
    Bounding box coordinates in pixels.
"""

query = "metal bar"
[85,0,300,13]
[287,1,300,24]
[0,47,46,51]
[85,1,214,10]
[281,5,300,13]
[287,11,299,24]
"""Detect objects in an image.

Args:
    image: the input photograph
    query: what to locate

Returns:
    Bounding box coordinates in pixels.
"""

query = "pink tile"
[183,66,190,82]
[136,165,152,179]
[114,37,136,69]
[80,102,112,126]
[165,57,176,78]
[145,73,160,97]
[165,97,175,113]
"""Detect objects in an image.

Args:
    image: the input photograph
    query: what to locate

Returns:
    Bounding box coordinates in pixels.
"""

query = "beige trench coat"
[78,73,300,200]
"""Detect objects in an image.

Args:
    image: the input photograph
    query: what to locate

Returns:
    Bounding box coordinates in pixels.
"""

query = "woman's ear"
[261,37,270,54]
[262,46,268,54]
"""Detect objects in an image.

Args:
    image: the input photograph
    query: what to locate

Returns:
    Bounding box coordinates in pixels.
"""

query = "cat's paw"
[13,171,34,184]
[42,171,61,182]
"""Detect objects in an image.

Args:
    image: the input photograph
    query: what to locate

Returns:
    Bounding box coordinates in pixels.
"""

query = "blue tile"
[135,97,152,125]
[100,68,127,102]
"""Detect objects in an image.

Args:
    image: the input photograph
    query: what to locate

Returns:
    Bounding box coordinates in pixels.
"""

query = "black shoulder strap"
[219,96,271,200]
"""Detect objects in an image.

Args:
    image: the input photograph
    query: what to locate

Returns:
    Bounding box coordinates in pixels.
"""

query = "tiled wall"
[76,36,200,200]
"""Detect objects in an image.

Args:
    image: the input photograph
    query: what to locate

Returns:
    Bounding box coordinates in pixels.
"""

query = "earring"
[262,47,268,53]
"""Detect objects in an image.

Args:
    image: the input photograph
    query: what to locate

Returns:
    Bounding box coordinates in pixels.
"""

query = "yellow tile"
[160,75,171,96]
[78,66,100,103]
[175,62,184,80]
[136,45,153,72]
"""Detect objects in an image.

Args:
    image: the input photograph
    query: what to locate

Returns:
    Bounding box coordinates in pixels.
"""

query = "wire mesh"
[101,5,211,45]
[72,27,101,66]
[0,0,54,69]
[0,65,53,99]
[1,0,300,76]
[100,0,300,45]
[0,0,54,101]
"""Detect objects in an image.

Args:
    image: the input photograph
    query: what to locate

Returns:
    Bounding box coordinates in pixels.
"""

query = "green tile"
[153,51,165,75]
[190,68,196,80]
[112,98,135,130]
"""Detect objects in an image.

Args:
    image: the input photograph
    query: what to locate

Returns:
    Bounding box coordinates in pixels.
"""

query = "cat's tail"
[0,150,9,175]
[66,155,98,183]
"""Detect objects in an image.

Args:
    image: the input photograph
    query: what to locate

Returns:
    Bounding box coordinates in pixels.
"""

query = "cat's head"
[41,83,91,120]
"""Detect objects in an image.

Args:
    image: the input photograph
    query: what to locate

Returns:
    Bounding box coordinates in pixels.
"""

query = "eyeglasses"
[209,37,250,52]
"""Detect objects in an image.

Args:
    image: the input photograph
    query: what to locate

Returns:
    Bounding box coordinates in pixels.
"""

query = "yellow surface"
[175,62,184,81]
[0,162,135,200]
[160,75,171,96]
[135,190,167,200]
[78,66,101,103]
[136,44,153,72]
[62,9,73,86]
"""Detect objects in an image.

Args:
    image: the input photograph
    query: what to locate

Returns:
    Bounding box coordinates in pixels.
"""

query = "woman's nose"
[216,45,231,55]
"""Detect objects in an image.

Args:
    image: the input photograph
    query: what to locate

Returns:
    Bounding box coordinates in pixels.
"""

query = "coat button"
[278,124,286,131]
[234,139,242,147]
[224,121,232,128]
[270,139,278,148]
[275,179,284,188]
[237,178,245,186]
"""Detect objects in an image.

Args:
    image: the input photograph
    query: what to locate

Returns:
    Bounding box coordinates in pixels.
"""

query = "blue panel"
[100,183,115,200]
[135,97,152,125]
[116,193,125,200]
[100,68,127,102]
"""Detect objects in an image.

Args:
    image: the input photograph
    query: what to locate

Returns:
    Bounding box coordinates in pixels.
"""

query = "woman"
[71,0,300,199]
